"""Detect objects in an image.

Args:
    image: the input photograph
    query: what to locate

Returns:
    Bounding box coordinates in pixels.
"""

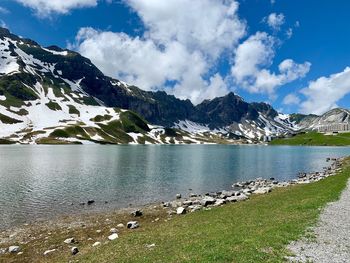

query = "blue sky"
[1,0,350,115]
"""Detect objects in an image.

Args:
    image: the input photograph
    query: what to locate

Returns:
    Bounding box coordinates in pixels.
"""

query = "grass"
[46,101,62,111]
[78,162,350,263]
[270,132,350,146]
[0,112,23,124]
[2,158,348,263]
[68,105,80,116]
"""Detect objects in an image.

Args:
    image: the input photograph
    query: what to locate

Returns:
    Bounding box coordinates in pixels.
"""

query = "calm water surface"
[1,145,350,229]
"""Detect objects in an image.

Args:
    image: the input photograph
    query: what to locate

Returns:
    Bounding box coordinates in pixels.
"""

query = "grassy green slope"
[270,132,350,146]
[73,159,350,263]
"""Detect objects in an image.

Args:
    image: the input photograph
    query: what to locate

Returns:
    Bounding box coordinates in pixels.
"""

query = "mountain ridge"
[0,27,348,144]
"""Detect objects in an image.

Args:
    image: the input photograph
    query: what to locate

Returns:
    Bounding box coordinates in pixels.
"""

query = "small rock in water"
[127,221,139,229]
[117,223,125,228]
[176,207,186,215]
[176,193,181,199]
[71,247,79,255]
[108,233,119,241]
[43,249,56,256]
[8,246,20,254]
[110,228,118,233]
[131,210,143,217]
[87,200,95,205]
[96,230,102,233]
[92,242,101,247]
[64,238,75,244]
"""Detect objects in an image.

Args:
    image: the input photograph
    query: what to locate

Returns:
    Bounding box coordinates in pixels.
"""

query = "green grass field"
[270,132,350,146]
[74,159,350,263]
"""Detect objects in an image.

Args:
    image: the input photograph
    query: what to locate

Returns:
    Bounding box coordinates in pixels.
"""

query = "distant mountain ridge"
[0,27,348,144]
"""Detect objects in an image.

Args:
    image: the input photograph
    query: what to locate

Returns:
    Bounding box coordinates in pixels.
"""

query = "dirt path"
[288,179,350,262]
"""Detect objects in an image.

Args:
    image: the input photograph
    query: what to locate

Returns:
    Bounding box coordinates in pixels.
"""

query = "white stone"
[92,242,101,247]
[64,238,75,244]
[127,221,139,229]
[44,249,56,255]
[108,233,119,241]
[8,246,20,253]
[176,207,186,215]
[117,223,125,228]
[110,228,118,233]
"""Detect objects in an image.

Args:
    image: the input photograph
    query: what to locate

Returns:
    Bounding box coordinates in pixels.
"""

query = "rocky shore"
[161,157,343,215]
[0,157,344,261]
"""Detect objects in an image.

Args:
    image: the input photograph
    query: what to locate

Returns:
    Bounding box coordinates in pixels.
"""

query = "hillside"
[0,27,307,144]
[270,132,350,146]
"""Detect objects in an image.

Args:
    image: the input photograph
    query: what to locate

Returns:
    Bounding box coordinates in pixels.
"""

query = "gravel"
[288,180,350,262]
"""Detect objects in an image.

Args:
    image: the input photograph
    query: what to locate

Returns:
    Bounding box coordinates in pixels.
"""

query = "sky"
[0,0,350,115]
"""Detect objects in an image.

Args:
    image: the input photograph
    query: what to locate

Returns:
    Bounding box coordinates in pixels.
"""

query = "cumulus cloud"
[300,67,350,114]
[265,13,285,31]
[283,93,300,105]
[231,32,311,96]
[14,0,98,16]
[69,0,310,104]
[72,0,246,104]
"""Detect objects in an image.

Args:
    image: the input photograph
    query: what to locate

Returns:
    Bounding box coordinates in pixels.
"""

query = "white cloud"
[300,67,350,114]
[231,32,311,96]
[72,0,246,104]
[69,0,310,104]
[286,28,293,39]
[265,13,285,31]
[14,0,98,16]
[0,7,9,14]
[0,20,7,28]
[283,93,300,105]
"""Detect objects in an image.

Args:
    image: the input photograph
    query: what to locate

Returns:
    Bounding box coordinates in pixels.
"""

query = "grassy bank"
[270,132,350,146]
[2,159,349,263]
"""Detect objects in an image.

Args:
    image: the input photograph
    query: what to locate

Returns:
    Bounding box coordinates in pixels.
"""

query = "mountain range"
[0,27,348,145]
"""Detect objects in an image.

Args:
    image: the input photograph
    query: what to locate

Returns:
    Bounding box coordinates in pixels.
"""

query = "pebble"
[176,207,186,215]
[146,243,156,248]
[108,233,119,241]
[43,249,56,256]
[127,221,139,229]
[8,246,20,253]
[64,238,75,244]
[87,200,95,205]
[71,247,79,255]
[117,223,125,228]
[131,210,143,217]
[92,242,101,247]
[176,194,181,199]
[110,228,118,233]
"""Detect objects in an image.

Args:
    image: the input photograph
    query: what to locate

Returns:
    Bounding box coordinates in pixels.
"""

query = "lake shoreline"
[0,156,344,261]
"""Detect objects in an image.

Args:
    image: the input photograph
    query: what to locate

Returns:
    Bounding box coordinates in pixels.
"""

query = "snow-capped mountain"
[289,108,350,130]
[0,27,337,145]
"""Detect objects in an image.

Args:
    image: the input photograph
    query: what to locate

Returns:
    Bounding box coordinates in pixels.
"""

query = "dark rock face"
[192,92,259,128]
